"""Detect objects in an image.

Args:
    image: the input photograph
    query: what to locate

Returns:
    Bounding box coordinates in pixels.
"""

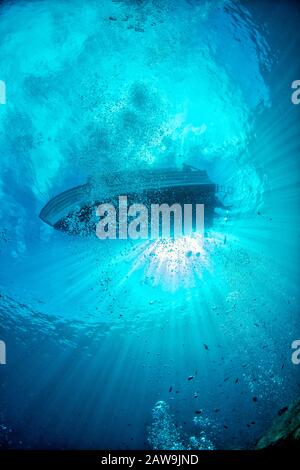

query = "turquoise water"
[0,0,299,449]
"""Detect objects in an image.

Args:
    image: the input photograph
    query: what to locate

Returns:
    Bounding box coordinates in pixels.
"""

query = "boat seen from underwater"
[39,165,226,236]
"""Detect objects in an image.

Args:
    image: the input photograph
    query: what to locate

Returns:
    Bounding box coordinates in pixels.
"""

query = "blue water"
[0,0,299,450]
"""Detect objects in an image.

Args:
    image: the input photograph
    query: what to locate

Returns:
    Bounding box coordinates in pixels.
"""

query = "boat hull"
[39,167,222,236]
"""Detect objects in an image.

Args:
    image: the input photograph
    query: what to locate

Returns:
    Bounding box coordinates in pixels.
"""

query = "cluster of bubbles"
[148,400,215,450]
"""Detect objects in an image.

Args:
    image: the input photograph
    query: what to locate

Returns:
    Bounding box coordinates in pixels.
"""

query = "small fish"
[235,378,239,384]
[215,409,220,413]
[195,410,202,414]
[252,396,258,402]
[203,344,209,350]
[188,376,194,381]
[278,406,288,416]
[169,386,173,393]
